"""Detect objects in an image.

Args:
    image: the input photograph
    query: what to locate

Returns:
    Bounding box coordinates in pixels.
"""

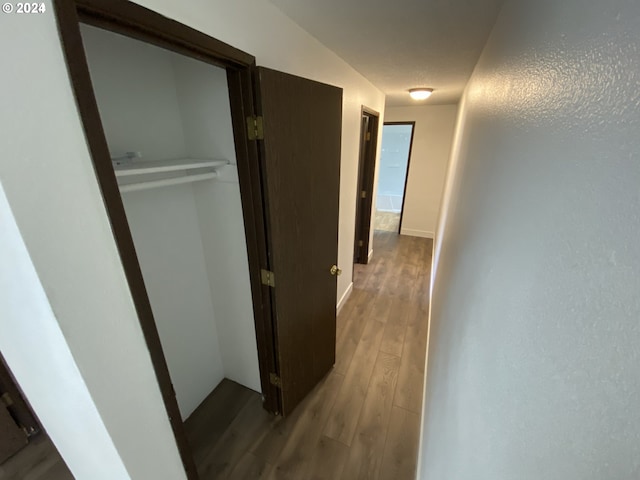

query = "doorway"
[374,122,415,233]
[353,107,379,264]
[78,21,261,421]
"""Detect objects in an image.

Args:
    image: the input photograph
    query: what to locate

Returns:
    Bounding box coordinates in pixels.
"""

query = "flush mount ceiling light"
[409,88,434,100]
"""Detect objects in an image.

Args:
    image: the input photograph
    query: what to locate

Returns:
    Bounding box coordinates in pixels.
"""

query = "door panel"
[354,114,369,263]
[354,109,378,264]
[0,357,31,464]
[0,406,26,464]
[256,67,342,415]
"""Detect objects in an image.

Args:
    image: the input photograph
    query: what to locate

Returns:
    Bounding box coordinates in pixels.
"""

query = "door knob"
[330,265,342,276]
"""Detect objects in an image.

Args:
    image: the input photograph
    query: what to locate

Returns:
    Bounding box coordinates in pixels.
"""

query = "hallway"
[185,231,432,479]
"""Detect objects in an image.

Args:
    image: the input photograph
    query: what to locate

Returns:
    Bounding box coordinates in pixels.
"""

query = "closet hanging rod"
[119,171,219,193]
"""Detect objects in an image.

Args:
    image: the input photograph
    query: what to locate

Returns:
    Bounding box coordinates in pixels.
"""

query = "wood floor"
[374,211,401,232]
[184,231,433,480]
[0,433,72,480]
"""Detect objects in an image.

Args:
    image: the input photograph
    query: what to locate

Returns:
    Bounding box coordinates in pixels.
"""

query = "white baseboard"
[368,249,373,262]
[400,228,435,239]
[336,282,354,315]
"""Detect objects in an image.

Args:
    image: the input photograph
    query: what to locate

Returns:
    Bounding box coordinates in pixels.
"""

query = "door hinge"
[247,115,264,140]
[261,269,275,287]
[1,392,13,407]
[269,373,282,388]
[358,240,364,247]
[360,190,367,199]
[366,131,371,141]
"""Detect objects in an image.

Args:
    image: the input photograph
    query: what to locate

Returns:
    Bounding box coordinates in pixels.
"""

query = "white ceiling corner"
[269,0,504,106]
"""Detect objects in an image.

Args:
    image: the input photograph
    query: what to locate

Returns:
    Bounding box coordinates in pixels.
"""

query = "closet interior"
[80,24,261,419]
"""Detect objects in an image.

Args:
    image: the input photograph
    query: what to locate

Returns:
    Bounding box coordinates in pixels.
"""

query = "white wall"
[2,2,382,477]
[421,1,640,479]
[80,25,188,161]
[0,183,130,480]
[383,104,458,238]
[174,54,261,392]
[0,12,187,480]
[173,55,237,161]
[120,187,226,418]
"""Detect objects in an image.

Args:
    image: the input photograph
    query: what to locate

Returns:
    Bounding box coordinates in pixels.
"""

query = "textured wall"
[421,1,640,479]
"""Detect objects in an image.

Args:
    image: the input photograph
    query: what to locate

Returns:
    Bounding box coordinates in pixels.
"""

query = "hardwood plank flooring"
[340,351,400,480]
[374,211,401,232]
[378,406,421,480]
[0,433,72,480]
[306,436,349,480]
[185,231,433,479]
[185,378,256,467]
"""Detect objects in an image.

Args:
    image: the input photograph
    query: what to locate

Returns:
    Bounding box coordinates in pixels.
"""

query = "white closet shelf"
[119,171,219,193]
[114,158,229,177]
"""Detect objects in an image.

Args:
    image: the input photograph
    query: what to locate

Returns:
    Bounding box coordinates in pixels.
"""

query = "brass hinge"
[358,240,364,247]
[1,392,13,407]
[366,131,371,141]
[269,373,282,388]
[261,269,275,287]
[360,190,367,199]
[247,115,264,140]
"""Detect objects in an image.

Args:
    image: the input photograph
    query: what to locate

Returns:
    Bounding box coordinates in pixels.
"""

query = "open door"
[255,67,342,415]
[0,355,38,464]
[353,107,379,264]
[0,409,25,464]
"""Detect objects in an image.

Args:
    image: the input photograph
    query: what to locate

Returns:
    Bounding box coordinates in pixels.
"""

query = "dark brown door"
[0,408,26,464]
[0,355,38,463]
[255,67,342,415]
[353,108,379,264]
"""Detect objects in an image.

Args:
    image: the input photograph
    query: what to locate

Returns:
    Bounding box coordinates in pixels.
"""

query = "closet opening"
[78,22,264,419]
[54,1,277,478]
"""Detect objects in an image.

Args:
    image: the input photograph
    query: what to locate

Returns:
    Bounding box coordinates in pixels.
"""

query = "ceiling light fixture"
[409,88,434,100]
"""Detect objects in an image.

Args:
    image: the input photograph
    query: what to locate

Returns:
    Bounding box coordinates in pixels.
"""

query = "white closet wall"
[80,25,187,161]
[80,24,260,418]
[173,56,262,392]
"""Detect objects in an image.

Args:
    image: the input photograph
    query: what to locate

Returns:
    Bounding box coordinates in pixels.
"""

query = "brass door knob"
[330,265,342,276]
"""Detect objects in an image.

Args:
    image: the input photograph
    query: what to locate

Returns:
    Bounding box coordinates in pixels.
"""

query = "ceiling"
[269,0,504,106]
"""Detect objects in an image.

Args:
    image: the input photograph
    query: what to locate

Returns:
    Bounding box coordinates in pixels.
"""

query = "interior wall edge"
[336,281,354,314]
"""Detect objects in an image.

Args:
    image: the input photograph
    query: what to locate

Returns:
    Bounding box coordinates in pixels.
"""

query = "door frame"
[53,1,278,478]
[353,106,379,264]
[382,121,416,233]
